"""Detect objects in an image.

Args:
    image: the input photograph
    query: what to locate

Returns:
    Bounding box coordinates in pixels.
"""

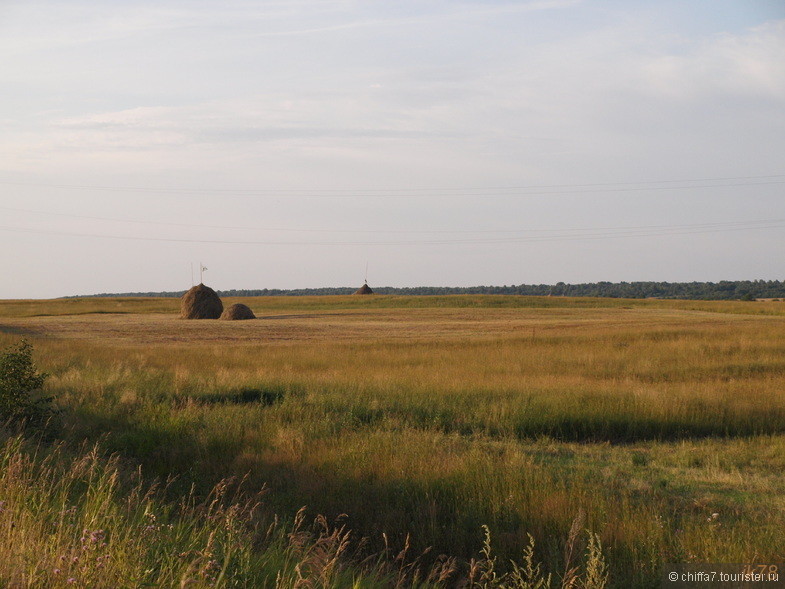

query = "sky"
[1,0,784,298]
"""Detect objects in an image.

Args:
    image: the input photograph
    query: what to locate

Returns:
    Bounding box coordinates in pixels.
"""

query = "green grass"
[1,295,785,587]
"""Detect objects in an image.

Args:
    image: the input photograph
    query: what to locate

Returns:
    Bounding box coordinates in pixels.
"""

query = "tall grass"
[0,433,266,587]
[0,431,609,588]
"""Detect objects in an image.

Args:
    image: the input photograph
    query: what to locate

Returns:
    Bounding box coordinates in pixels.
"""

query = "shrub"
[0,340,50,423]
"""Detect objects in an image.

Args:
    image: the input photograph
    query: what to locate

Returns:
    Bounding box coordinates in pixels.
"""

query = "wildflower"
[67,578,76,584]
[53,568,61,575]
[89,529,105,544]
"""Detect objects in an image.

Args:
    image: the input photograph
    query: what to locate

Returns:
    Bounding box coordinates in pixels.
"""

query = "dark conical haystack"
[180,284,223,319]
[220,303,256,320]
[354,283,374,295]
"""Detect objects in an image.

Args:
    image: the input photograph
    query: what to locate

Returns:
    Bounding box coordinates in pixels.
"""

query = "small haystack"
[220,303,256,321]
[180,283,223,319]
[354,282,374,295]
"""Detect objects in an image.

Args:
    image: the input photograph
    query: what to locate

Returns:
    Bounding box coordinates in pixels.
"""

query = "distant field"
[1,295,784,587]
[4,293,785,317]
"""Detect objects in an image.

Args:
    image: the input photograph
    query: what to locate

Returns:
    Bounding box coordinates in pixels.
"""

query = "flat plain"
[1,295,784,587]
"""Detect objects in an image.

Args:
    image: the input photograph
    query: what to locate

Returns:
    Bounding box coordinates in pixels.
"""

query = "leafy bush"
[0,340,50,423]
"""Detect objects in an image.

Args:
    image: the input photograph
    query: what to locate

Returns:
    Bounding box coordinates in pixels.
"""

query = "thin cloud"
[642,20,785,100]
[250,0,584,37]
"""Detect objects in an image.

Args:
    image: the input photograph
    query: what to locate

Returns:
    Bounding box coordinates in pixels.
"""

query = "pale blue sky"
[1,1,784,298]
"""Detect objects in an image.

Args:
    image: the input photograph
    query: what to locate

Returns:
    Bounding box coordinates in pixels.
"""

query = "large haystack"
[354,282,374,295]
[180,283,223,319]
[220,303,256,320]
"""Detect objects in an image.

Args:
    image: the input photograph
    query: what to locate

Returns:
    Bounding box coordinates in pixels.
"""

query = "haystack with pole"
[220,303,256,320]
[180,284,223,319]
[354,262,374,295]
[354,282,374,295]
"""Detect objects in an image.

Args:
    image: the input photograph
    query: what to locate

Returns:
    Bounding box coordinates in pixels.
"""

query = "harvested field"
[0,305,767,346]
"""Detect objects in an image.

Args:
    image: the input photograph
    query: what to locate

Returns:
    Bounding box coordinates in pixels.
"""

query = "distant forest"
[80,280,785,301]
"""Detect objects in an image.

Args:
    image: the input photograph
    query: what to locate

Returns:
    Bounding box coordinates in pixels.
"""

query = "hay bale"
[180,284,223,319]
[354,283,374,295]
[220,303,256,321]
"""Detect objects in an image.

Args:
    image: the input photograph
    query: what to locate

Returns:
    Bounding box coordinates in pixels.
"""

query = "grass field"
[1,294,785,587]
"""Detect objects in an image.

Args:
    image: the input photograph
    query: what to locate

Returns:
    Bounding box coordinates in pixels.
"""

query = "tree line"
[78,280,785,300]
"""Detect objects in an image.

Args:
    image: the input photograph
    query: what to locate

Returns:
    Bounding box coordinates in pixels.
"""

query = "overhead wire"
[0,218,783,246]
[0,173,783,198]
[1,204,783,235]
[1,172,782,245]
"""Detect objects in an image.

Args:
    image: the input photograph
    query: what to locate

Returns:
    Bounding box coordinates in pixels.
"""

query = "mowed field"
[2,295,785,587]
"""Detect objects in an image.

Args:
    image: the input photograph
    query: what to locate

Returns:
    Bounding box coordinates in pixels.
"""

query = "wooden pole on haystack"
[200,263,207,284]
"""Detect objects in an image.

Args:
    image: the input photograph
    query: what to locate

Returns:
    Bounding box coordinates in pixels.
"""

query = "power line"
[0,174,783,198]
[0,218,783,246]
[2,204,783,235]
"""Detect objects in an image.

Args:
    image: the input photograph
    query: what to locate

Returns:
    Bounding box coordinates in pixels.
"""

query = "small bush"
[0,340,50,423]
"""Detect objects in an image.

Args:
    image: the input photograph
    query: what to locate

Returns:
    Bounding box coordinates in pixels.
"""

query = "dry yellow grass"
[2,295,785,587]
